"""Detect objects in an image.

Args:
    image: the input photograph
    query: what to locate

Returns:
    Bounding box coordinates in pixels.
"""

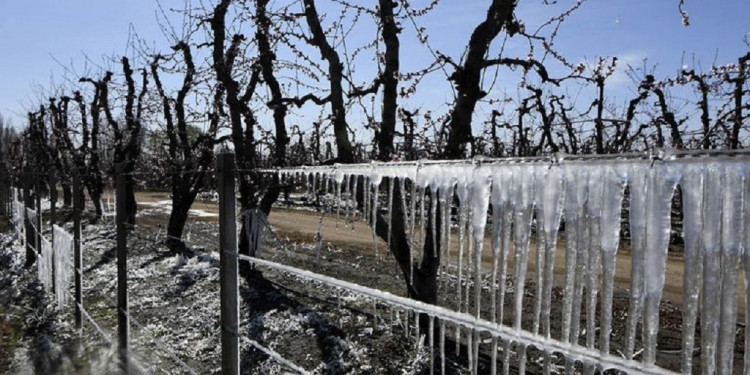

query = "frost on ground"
[0,208,438,375]
[0,229,120,375]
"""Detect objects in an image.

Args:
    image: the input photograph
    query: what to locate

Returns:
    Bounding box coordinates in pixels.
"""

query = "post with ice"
[115,163,130,374]
[72,168,83,330]
[23,166,35,267]
[218,152,239,375]
[49,167,57,291]
[35,174,42,263]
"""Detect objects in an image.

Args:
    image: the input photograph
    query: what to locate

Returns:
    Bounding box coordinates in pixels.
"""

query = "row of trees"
[8,0,749,307]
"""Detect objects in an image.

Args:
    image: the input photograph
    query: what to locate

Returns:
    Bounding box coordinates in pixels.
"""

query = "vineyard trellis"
[3,149,750,374]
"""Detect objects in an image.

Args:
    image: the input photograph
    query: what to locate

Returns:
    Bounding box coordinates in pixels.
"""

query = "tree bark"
[443,0,517,159]
[302,0,355,162]
[377,0,400,161]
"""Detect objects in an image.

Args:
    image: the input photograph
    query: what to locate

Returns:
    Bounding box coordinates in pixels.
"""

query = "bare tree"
[151,41,223,253]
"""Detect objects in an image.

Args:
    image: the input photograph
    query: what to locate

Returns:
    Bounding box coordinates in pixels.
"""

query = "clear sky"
[1,0,748,130]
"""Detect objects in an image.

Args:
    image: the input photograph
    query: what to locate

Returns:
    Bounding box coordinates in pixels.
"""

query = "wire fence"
[6,149,750,374]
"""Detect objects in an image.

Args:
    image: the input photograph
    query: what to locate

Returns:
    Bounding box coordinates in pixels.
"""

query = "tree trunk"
[62,183,72,206]
[166,191,193,253]
[87,183,104,220]
[372,178,440,331]
[125,173,137,226]
[444,0,516,159]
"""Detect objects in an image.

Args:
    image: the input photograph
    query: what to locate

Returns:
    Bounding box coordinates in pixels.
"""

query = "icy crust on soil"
[2,212,433,374]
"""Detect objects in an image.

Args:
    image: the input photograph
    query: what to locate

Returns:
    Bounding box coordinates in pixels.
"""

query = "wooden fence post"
[35,176,42,264]
[72,168,83,330]
[218,152,239,375]
[50,167,57,291]
[23,166,35,267]
[115,163,129,374]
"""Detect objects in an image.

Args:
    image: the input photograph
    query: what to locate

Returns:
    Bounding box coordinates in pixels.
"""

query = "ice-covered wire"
[117,169,211,177]
[231,252,680,375]
[227,327,312,375]
[63,288,112,342]
[120,222,195,248]
[123,308,201,375]
[62,242,201,375]
[257,148,750,176]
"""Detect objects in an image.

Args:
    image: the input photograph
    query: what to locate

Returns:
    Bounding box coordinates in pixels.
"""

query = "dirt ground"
[129,190,748,374]
[135,190,748,313]
[3,189,747,374]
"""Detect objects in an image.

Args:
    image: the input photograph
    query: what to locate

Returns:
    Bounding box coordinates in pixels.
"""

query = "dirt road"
[135,191,747,313]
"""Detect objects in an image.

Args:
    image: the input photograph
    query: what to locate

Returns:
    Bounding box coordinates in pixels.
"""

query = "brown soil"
[131,191,749,373]
[133,191,748,313]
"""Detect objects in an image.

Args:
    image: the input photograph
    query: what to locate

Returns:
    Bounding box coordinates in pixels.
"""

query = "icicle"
[598,166,626,355]
[387,177,395,253]
[438,181,454,295]
[371,175,381,259]
[472,330,480,375]
[531,167,550,335]
[455,179,469,353]
[464,195,474,320]
[312,172,318,207]
[324,173,330,212]
[681,166,704,374]
[314,231,322,264]
[467,327,474,374]
[518,344,527,375]
[364,175,370,224]
[513,166,536,331]
[440,319,446,375]
[444,182,455,295]
[497,168,514,326]
[560,166,581,345]
[305,172,311,202]
[40,236,53,292]
[405,309,410,338]
[642,165,677,366]
[585,169,604,349]
[335,176,342,229]
[502,339,511,375]
[542,350,552,375]
[624,166,647,358]
[410,174,418,248]
[53,225,74,309]
[398,177,413,283]
[429,315,434,375]
[491,334,498,375]
[490,182,502,324]
[415,312,420,347]
[569,167,590,348]
[344,174,351,228]
[532,220,545,335]
[431,186,438,260]
[420,185,428,252]
[541,166,565,340]
[716,165,742,374]
[471,168,492,320]
[351,175,359,230]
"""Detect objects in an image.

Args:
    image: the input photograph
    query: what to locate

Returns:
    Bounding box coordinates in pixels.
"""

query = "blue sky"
[1,0,748,131]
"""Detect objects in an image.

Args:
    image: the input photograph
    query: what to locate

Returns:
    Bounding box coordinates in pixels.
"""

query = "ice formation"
[53,225,74,309]
[270,152,750,374]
